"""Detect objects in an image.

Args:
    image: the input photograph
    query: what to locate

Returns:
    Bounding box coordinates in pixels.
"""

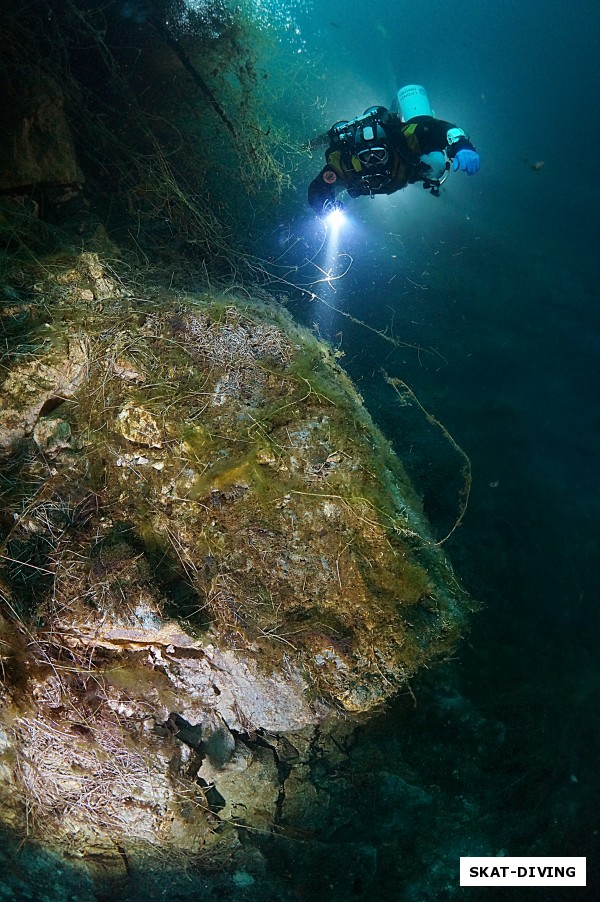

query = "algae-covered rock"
[0,331,88,455]
[0,252,473,865]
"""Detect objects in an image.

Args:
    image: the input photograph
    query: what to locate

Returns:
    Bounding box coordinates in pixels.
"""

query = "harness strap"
[401,122,420,154]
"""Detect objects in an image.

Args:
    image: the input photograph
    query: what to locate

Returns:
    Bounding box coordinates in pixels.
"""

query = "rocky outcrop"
[0,252,473,868]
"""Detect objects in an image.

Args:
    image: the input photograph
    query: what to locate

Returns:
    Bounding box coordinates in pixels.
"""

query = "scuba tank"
[396,85,450,195]
[327,106,390,146]
[396,84,433,120]
[305,106,389,152]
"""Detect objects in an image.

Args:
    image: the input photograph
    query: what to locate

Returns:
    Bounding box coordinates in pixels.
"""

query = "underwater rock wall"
[0,250,472,869]
[0,70,83,195]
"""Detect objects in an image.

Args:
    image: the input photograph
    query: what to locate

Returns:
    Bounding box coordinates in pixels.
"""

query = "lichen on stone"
[0,251,474,869]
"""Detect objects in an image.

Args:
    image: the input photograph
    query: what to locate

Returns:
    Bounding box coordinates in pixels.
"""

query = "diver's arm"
[407,116,476,159]
[430,118,480,173]
[308,166,339,215]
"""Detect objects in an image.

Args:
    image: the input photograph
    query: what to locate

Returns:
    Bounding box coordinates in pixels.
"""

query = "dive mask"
[357,146,389,168]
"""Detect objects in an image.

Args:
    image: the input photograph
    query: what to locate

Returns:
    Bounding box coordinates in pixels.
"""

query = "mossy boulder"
[0,252,474,862]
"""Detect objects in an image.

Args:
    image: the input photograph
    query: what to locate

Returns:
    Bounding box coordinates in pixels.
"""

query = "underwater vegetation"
[0,0,309,270]
[0,243,474,880]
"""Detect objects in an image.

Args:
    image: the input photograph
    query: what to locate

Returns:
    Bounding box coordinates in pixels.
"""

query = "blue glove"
[452,149,480,175]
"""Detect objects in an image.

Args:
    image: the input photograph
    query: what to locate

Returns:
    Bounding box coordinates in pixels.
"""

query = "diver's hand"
[452,149,480,175]
[321,199,345,217]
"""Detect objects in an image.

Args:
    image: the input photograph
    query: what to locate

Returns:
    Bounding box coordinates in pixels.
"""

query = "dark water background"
[254,0,600,897]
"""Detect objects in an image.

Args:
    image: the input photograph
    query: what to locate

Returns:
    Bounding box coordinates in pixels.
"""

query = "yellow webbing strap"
[402,122,420,153]
[326,149,364,176]
[326,150,344,175]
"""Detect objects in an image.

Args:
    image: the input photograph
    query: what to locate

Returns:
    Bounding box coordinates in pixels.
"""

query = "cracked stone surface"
[0,252,473,871]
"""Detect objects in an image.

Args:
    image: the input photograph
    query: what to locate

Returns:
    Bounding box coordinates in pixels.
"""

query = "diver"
[308,85,480,217]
